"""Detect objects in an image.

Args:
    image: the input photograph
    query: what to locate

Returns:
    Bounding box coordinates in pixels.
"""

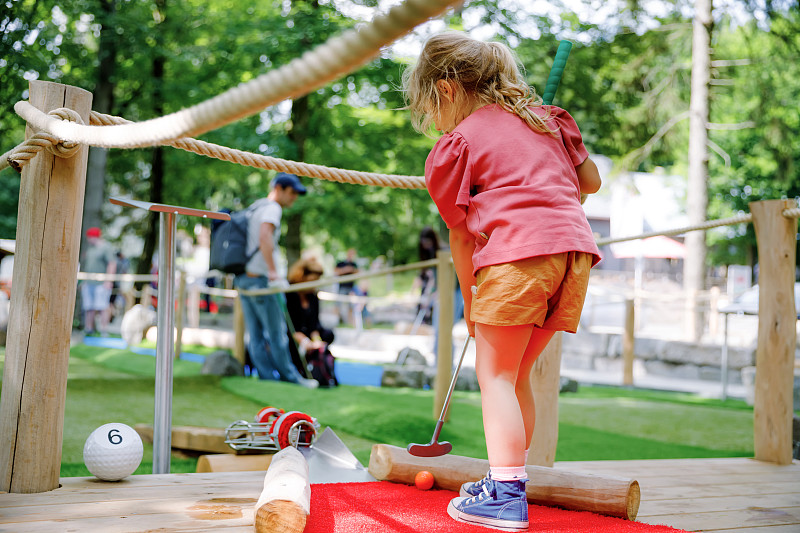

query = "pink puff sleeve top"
[425,104,601,275]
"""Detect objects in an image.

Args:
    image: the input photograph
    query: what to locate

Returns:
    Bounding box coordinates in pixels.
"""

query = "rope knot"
[45,108,84,158]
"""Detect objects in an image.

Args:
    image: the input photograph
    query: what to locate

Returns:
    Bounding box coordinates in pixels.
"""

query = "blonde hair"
[287,256,324,285]
[403,32,555,137]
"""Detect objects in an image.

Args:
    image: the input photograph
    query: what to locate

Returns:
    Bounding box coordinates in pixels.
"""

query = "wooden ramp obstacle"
[135,424,235,455]
[368,444,641,521]
[197,454,273,473]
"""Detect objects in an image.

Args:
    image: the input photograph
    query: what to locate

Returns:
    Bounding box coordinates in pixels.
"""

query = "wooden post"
[233,295,246,366]
[622,298,635,386]
[187,283,200,328]
[528,331,563,467]
[433,250,455,420]
[708,286,720,337]
[0,81,92,493]
[175,270,186,359]
[749,199,796,465]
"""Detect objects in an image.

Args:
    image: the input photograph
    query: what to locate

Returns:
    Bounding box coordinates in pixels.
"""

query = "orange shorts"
[470,252,592,332]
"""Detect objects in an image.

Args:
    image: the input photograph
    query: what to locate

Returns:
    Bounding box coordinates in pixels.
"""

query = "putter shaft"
[407,336,471,456]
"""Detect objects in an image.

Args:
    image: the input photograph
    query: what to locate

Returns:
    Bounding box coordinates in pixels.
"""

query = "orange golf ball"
[414,470,434,490]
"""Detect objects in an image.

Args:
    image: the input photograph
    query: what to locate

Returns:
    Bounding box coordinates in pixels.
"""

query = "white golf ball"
[83,423,143,481]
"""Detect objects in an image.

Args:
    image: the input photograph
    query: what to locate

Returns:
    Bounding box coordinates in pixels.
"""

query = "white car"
[719,282,800,318]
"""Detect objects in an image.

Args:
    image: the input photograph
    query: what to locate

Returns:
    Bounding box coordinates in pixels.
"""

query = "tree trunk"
[286,93,310,270]
[81,0,117,253]
[137,0,166,281]
[684,0,713,341]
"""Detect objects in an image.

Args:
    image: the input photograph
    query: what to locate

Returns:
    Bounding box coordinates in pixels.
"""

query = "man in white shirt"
[234,173,318,388]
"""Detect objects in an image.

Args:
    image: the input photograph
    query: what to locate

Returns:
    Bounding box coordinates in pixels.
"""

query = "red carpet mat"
[306,481,689,533]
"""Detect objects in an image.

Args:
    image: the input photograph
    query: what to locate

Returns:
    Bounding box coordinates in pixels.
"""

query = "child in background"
[403,32,602,531]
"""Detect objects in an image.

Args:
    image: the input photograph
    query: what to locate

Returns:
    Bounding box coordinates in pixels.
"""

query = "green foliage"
[706,12,800,267]
[1,1,797,270]
[0,176,19,238]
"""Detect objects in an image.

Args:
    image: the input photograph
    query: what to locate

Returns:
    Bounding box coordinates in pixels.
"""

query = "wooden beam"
[135,424,235,455]
[369,444,640,520]
[196,454,273,473]
[749,199,797,465]
[0,81,92,493]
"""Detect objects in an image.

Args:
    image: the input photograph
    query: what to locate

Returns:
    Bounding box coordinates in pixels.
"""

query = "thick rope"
[3,109,83,171]
[596,203,799,247]
[596,213,754,246]
[11,0,462,150]
[90,112,426,189]
[4,109,426,188]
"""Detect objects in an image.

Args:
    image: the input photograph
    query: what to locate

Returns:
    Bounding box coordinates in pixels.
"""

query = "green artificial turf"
[70,344,205,377]
[0,342,757,478]
[221,377,755,466]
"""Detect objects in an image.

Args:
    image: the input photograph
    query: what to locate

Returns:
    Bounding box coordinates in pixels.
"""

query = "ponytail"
[403,32,558,137]
[482,42,556,136]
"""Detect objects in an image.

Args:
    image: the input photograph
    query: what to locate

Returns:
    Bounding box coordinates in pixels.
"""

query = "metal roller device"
[225,407,320,452]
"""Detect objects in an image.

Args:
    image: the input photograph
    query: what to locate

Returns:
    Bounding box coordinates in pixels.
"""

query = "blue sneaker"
[460,472,490,497]
[447,478,528,531]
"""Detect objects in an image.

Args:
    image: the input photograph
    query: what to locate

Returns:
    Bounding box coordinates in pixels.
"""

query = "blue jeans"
[234,275,303,384]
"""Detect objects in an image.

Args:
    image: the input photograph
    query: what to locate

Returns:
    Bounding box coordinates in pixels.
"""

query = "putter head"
[406,440,452,457]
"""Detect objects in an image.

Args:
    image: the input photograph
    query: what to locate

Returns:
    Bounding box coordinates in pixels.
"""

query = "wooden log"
[749,199,797,465]
[0,80,92,493]
[368,444,640,521]
[253,447,309,533]
[197,454,273,473]
[528,331,562,467]
[135,424,236,455]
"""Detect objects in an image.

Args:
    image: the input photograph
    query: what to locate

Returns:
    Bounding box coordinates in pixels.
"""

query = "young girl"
[403,32,601,531]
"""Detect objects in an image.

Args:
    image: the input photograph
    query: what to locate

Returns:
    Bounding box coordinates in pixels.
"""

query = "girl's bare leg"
[475,322,534,467]
[515,328,556,447]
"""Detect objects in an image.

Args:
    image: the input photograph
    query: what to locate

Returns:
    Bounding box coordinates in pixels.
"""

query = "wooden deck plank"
[643,481,799,500]
[0,489,261,521]
[0,476,263,507]
[634,471,800,488]
[639,506,800,531]
[556,458,794,476]
[638,493,800,516]
[0,458,797,532]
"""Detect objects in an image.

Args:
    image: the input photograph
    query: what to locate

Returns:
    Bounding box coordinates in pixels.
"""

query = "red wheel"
[270,411,316,449]
[255,406,284,424]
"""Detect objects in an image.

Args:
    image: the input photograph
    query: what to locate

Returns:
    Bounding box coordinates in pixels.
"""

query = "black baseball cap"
[272,172,307,195]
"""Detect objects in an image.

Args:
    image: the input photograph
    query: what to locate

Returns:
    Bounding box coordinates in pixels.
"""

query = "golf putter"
[407,335,472,457]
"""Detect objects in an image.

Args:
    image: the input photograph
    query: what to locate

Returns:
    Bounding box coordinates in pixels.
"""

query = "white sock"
[524,448,529,463]
[489,466,527,481]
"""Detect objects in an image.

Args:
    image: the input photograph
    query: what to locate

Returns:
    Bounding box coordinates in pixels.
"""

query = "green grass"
[0,341,757,477]
[70,344,205,376]
[222,378,755,465]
